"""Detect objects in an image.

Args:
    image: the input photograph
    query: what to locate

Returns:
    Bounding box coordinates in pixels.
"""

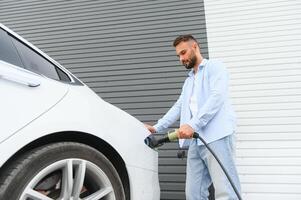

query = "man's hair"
[173,34,198,47]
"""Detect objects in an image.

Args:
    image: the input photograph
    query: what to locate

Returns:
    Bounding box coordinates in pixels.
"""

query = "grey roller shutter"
[0,1,208,199]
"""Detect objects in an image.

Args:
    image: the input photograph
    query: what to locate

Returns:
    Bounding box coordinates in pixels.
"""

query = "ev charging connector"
[144,129,242,200]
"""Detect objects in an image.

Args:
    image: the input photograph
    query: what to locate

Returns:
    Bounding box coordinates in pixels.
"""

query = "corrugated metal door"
[204,0,301,199]
[0,0,208,199]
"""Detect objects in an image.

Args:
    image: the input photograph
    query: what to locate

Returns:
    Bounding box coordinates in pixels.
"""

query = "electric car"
[0,23,160,200]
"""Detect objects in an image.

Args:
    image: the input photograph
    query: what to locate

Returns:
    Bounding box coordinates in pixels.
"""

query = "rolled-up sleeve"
[153,92,183,133]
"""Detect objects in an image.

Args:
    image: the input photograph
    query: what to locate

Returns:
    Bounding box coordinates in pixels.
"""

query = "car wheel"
[0,142,126,200]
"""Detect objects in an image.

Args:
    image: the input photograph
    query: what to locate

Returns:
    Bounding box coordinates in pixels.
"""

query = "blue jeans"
[186,135,241,200]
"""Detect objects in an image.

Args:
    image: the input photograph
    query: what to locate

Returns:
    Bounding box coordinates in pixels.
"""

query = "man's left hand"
[178,124,194,139]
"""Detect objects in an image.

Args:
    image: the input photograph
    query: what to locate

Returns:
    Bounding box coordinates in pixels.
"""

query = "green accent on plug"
[168,129,179,141]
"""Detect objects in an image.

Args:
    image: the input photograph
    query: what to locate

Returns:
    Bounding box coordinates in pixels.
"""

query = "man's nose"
[179,56,184,63]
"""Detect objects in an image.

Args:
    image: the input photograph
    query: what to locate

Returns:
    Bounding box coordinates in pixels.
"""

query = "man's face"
[175,41,197,69]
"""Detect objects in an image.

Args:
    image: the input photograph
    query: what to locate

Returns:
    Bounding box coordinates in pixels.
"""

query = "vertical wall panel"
[204,0,301,199]
[0,1,208,199]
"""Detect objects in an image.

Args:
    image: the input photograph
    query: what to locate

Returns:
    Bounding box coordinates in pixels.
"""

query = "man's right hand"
[144,123,156,133]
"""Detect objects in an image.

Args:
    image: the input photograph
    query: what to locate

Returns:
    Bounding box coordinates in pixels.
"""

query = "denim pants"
[186,135,241,200]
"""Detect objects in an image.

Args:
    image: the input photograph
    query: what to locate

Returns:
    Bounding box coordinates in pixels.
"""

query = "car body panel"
[0,61,69,143]
[0,83,159,199]
[0,84,158,170]
[127,166,160,199]
[0,23,160,199]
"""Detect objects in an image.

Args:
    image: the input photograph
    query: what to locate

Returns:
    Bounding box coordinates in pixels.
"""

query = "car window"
[10,36,70,82]
[56,66,71,82]
[0,29,23,67]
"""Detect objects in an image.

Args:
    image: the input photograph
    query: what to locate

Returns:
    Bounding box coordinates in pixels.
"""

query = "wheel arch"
[0,131,131,200]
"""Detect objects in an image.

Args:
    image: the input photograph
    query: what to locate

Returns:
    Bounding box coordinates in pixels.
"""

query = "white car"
[0,23,160,200]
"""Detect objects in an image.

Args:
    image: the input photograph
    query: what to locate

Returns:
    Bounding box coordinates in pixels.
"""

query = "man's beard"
[183,53,197,69]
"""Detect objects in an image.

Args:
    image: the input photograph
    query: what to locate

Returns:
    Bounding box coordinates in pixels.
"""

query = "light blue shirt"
[154,59,236,147]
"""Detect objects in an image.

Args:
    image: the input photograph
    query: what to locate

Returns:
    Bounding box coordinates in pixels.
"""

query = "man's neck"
[193,56,203,74]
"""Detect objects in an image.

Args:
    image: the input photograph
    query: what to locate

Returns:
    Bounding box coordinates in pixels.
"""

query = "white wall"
[204,0,301,199]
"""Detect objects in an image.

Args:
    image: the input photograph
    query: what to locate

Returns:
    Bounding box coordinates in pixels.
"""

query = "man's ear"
[192,41,198,50]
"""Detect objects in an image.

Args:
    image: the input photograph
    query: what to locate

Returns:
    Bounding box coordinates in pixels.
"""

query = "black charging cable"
[144,130,243,199]
[192,132,242,200]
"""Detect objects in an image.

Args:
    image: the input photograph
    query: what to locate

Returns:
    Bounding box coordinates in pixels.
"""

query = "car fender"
[0,84,158,172]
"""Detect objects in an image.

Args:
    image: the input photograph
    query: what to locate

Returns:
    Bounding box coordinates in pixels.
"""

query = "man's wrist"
[187,121,198,133]
[153,124,159,133]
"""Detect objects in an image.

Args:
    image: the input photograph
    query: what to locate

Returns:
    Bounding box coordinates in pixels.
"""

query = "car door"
[0,27,69,143]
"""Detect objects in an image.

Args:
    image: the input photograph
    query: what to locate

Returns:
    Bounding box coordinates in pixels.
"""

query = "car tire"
[0,142,126,200]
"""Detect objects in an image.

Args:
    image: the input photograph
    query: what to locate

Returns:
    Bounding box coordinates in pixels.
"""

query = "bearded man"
[145,35,241,200]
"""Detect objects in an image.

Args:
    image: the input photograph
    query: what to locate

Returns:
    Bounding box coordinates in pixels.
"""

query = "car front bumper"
[127,164,160,200]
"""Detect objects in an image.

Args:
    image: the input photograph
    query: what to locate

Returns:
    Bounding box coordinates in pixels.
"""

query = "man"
[145,35,241,200]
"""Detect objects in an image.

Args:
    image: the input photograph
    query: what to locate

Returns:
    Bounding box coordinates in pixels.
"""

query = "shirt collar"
[188,58,208,77]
